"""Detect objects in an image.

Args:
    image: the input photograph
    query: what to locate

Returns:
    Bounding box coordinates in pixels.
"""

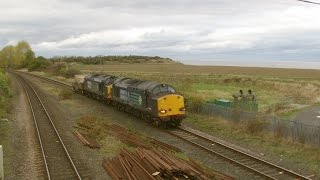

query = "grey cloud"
[1,0,320,62]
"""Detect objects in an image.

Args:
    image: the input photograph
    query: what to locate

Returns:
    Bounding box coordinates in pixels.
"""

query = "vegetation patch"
[27,56,50,72]
[0,70,11,118]
[76,115,129,156]
[58,89,72,100]
[50,55,177,65]
[0,70,12,178]
[0,121,10,146]
[44,63,80,78]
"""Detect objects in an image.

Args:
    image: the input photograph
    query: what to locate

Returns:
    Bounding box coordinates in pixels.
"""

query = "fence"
[200,103,320,146]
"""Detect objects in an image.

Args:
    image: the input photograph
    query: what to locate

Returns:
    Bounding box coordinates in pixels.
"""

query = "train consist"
[72,74,186,127]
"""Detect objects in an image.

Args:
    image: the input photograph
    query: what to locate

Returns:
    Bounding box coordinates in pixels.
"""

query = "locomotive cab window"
[152,85,175,95]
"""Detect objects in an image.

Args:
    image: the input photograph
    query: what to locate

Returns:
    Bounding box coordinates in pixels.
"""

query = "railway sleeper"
[242,161,260,167]
[261,169,279,175]
[234,157,252,163]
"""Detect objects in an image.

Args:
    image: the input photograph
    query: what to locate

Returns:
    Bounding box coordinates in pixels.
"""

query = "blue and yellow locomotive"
[72,74,185,127]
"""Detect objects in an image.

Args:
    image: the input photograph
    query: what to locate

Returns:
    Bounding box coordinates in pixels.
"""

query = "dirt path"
[293,105,320,126]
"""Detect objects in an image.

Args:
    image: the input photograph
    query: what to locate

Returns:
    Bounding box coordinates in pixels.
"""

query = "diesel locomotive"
[72,74,185,127]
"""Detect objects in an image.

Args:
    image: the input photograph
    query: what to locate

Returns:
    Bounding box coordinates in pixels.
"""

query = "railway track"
[19,71,73,89]
[19,71,313,180]
[167,127,312,180]
[14,72,83,180]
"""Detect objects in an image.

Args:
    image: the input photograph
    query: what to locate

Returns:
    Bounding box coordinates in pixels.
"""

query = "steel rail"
[17,71,72,88]
[168,127,311,180]
[16,76,52,180]
[14,72,82,180]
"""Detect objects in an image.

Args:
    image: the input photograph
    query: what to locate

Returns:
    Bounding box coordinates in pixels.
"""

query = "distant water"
[183,60,320,70]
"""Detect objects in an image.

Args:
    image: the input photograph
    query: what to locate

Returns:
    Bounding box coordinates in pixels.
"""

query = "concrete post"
[0,145,3,180]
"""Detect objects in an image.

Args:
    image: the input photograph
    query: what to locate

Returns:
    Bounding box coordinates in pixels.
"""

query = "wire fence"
[199,103,320,146]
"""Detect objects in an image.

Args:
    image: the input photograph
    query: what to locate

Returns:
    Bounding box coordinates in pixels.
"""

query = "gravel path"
[293,105,320,126]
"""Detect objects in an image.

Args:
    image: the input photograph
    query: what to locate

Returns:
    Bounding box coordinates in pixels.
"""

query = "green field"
[73,64,320,115]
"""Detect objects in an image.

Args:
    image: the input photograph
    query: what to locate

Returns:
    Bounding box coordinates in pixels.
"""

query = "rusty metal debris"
[104,124,181,152]
[74,123,233,179]
[102,147,233,180]
[73,131,100,149]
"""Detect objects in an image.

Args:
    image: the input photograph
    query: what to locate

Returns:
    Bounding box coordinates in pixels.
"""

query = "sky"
[1,0,320,63]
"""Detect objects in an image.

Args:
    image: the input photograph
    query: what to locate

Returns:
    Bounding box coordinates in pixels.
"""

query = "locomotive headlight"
[180,107,186,111]
[160,109,166,114]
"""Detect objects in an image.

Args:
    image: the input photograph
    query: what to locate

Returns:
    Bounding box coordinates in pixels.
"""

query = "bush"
[185,95,205,113]
[0,70,10,97]
[44,63,80,78]
[27,56,50,71]
[0,70,10,118]
[61,68,80,78]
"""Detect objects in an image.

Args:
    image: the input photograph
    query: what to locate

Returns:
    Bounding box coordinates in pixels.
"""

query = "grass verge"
[0,70,12,177]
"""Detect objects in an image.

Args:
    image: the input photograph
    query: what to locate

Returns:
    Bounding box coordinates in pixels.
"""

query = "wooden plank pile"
[102,147,233,180]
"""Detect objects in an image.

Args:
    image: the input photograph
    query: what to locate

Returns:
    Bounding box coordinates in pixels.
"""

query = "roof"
[85,74,113,83]
[131,81,161,91]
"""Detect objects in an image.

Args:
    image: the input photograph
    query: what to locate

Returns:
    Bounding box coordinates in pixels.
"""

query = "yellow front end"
[157,94,185,117]
[106,85,113,99]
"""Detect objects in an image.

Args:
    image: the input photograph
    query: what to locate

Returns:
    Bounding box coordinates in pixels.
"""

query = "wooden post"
[0,145,3,180]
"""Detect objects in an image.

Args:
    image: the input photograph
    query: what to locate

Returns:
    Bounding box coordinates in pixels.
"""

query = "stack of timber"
[103,148,233,180]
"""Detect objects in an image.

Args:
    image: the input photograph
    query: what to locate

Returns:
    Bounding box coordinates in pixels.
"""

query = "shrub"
[0,70,10,118]
[27,56,50,71]
[44,63,65,76]
[61,68,80,78]
[0,70,10,97]
[185,95,205,113]
[44,63,80,78]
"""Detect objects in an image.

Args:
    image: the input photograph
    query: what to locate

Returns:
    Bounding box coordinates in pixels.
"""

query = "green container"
[213,99,233,108]
[207,98,258,111]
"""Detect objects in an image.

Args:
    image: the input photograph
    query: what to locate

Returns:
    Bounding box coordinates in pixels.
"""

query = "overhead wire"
[296,0,320,5]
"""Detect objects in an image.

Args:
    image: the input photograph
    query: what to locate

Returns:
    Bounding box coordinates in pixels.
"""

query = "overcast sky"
[1,0,320,62]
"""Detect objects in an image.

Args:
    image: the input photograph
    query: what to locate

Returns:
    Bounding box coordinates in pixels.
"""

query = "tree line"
[50,55,174,64]
[0,41,176,70]
[0,41,34,68]
[0,41,50,71]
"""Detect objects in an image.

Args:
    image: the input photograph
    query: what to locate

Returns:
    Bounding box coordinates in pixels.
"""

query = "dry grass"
[58,89,72,100]
[76,115,129,156]
[79,64,320,79]
[100,136,126,156]
[244,120,267,135]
